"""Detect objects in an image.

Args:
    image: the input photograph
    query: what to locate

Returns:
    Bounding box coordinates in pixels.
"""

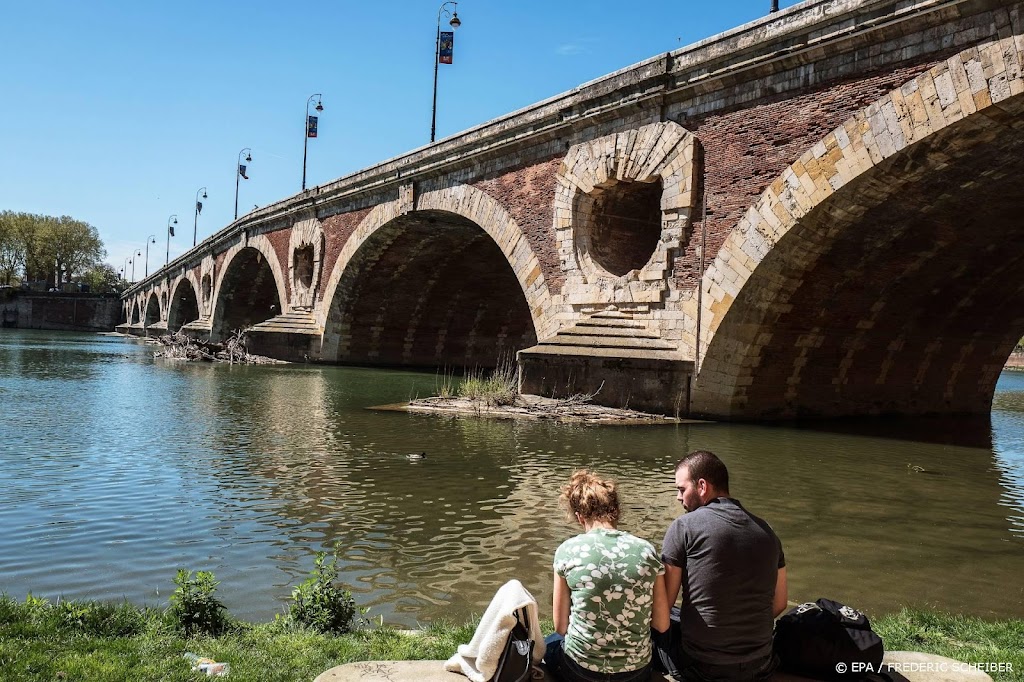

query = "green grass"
[457,359,518,407]
[2,596,1022,681]
[874,608,1024,681]
[0,595,475,682]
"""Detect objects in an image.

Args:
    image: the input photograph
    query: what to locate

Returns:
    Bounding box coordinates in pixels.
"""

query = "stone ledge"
[314,652,993,682]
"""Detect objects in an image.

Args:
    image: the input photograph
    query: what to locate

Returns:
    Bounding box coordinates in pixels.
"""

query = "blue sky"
[0,0,795,279]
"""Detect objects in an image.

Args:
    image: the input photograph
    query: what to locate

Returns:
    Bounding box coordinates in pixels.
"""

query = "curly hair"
[559,469,620,524]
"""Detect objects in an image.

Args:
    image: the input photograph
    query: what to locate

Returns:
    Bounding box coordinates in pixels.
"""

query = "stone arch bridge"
[121,0,1024,420]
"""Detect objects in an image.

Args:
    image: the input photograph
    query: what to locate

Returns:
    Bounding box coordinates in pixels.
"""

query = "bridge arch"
[167,274,201,332]
[693,36,1024,419]
[319,185,552,366]
[211,235,287,340]
[143,293,161,330]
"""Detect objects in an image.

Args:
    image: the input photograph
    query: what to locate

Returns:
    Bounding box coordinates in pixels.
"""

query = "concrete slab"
[313,652,994,682]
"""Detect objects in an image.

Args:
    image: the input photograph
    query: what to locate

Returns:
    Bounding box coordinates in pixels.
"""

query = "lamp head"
[315,101,323,112]
[449,12,461,28]
[202,190,208,199]
[245,153,252,162]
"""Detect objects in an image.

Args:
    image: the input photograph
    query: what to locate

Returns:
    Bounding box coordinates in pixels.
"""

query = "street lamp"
[144,234,157,278]
[235,148,252,220]
[194,187,207,247]
[166,215,178,266]
[430,1,461,143]
[123,257,131,283]
[131,250,141,282]
[770,0,779,11]
[302,94,323,191]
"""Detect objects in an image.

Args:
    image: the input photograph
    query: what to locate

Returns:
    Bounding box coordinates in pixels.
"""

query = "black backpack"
[773,598,884,680]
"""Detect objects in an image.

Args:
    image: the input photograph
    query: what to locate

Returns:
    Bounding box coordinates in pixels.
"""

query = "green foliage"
[874,608,1024,678]
[0,210,106,288]
[169,569,228,636]
[458,356,518,406]
[82,262,124,294]
[435,368,456,399]
[289,547,358,633]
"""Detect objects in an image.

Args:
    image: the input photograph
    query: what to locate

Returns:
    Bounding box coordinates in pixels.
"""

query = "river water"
[1,329,1022,625]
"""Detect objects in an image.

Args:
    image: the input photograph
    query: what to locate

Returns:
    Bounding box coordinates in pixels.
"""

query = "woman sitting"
[545,470,669,682]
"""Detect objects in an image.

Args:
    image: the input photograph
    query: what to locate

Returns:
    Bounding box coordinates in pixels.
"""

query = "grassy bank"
[1,596,1021,681]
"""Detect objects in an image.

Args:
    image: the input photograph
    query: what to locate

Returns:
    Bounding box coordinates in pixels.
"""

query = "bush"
[289,547,358,633]
[168,569,228,635]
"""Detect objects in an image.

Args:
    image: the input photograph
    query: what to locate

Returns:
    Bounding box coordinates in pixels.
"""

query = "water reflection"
[1,329,1023,626]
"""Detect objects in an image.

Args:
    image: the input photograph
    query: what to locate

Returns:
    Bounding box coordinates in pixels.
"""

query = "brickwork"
[470,157,562,292]
[264,228,293,304]
[691,33,1024,417]
[317,208,373,303]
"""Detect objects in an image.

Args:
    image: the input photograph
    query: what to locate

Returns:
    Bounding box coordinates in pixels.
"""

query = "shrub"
[168,569,228,635]
[289,547,357,633]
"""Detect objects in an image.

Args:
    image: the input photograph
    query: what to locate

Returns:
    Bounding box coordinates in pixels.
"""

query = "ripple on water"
[2,330,1024,624]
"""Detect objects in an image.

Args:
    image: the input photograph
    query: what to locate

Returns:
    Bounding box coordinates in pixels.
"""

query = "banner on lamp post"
[196,201,203,215]
[169,223,175,237]
[238,164,248,179]
[439,31,453,64]
[307,115,318,138]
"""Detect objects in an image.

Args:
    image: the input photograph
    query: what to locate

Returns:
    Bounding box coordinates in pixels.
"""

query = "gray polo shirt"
[661,497,785,665]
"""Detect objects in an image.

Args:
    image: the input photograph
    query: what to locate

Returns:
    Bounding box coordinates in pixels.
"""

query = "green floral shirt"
[553,528,664,673]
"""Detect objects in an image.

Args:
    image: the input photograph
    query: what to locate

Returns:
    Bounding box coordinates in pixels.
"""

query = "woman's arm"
[553,571,571,636]
[651,573,670,633]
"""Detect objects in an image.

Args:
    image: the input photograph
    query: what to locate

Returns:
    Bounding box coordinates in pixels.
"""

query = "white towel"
[444,579,545,682]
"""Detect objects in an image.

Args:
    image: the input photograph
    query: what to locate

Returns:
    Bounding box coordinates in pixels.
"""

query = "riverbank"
[1,596,1020,681]
[0,290,121,331]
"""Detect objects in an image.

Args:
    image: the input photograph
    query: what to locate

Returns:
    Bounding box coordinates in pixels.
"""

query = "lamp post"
[144,234,157,278]
[302,94,323,191]
[193,187,207,247]
[166,215,178,266]
[123,257,132,284]
[235,148,252,220]
[430,1,461,143]
[131,250,141,282]
[770,0,779,11]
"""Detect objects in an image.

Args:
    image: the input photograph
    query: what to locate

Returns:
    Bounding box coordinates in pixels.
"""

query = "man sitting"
[653,450,788,681]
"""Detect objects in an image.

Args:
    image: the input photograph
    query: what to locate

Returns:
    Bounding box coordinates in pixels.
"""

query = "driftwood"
[406,388,676,424]
[154,330,285,365]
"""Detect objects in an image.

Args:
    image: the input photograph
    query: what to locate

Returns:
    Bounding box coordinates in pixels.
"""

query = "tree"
[41,216,105,288]
[0,211,106,288]
[82,263,123,294]
[0,211,25,285]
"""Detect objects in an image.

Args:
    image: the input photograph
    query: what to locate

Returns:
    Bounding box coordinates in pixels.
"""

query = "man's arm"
[772,566,788,618]
[553,571,571,635]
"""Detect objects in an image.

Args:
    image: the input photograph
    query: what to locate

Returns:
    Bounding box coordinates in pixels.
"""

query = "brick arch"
[692,36,1024,419]
[143,292,161,329]
[167,272,202,331]
[210,234,287,339]
[318,184,557,352]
